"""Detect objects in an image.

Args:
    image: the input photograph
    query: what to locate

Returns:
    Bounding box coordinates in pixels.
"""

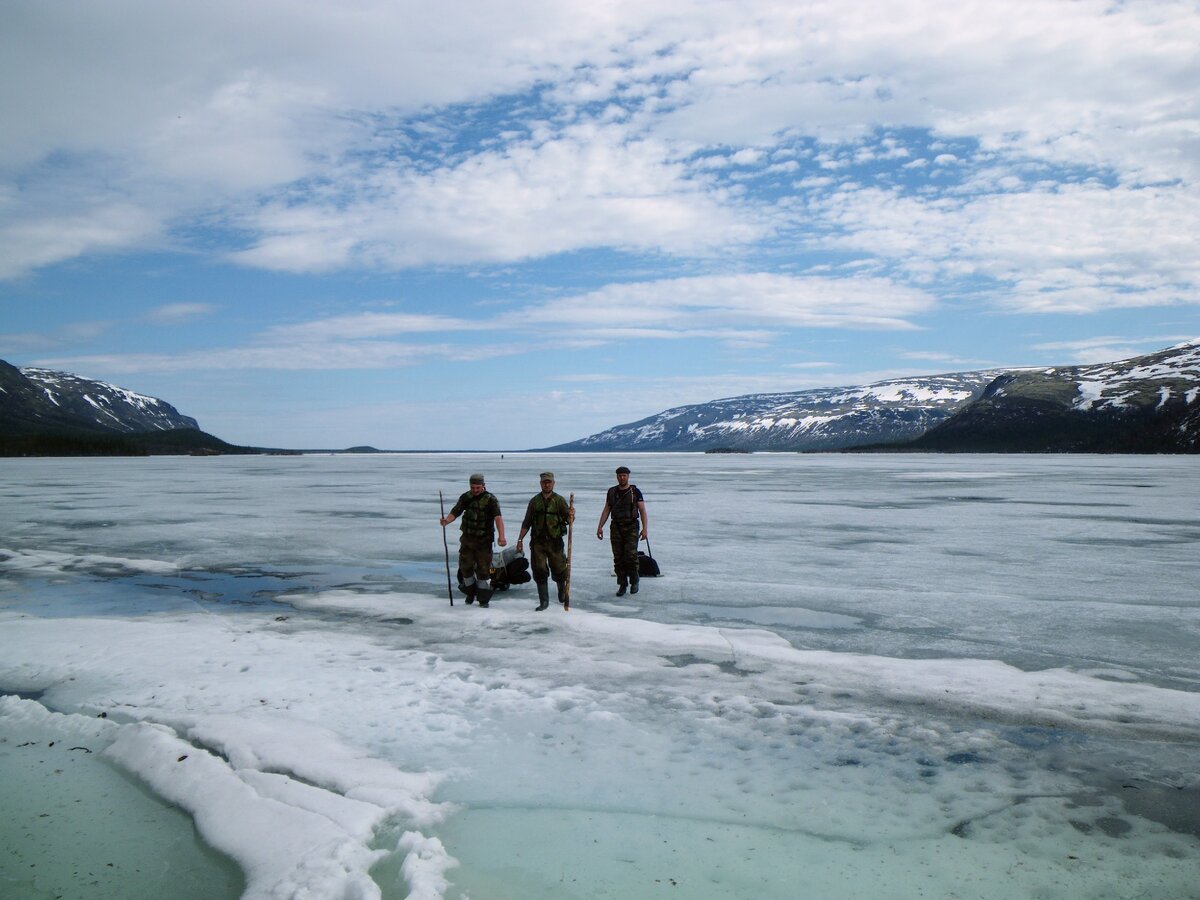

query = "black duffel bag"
[637,550,660,577]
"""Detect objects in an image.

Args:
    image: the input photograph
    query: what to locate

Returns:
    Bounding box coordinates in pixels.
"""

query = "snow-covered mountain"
[0,360,199,435]
[547,371,1005,452]
[915,340,1200,452]
[550,341,1200,454]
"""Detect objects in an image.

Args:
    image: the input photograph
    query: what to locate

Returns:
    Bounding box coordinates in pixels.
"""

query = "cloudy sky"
[2,0,1198,449]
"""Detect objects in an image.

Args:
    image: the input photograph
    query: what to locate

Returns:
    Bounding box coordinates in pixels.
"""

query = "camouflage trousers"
[458,535,493,586]
[530,537,567,584]
[609,522,640,585]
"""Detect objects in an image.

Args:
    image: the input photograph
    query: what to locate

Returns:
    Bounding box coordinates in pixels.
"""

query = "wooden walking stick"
[564,492,574,611]
[439,490,454,606]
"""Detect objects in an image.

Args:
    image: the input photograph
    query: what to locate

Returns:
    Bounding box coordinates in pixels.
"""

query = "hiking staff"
[564,492,574,611]
[438,490,453,606]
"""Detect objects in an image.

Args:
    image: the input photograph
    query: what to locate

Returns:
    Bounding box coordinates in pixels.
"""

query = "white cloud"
[146,303,217,324]
[1030,335,1193,365]
[0,199,163,280]
[814,182,1200,313]
[0,0,647,168]
[557,373,623,383]
[260,312,478,342]
[0,0,661,277]
[29,269,936,381]
[0,321,113,355]
[1,0,1196,335]
[515,273,936,333]
[143,74,344,192]
[230,121,767,272]
[629,1,1199,179]
[0,332,57,353]
[33,340,513,375]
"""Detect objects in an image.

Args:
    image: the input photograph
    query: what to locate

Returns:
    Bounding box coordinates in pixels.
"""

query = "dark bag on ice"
[483,547,532,591]
[637,550,661,577]
[458,549,532,592]
[504,555,531,585]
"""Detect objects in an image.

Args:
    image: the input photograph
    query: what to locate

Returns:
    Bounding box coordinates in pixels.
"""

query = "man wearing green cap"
[440,473,506,607]
[516,472,575,611]
[596,465,647,596]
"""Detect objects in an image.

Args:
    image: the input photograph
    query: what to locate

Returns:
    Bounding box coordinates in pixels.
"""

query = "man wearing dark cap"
[440,473,506,607]
[516,472,575,611]
[596,465,648,596]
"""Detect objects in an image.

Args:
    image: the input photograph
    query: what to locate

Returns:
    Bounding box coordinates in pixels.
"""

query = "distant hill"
[909,341,1200,453]
[545,371,1005,452]
[0,359,257,456]
[547,341,1200,454]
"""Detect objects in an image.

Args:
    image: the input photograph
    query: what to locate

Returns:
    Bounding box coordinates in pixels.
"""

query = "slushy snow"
[2,452,1198,898]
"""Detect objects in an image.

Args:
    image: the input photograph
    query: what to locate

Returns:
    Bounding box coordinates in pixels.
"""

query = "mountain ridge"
[909,341,1200,453]
[6,342,1197,455]
[2,360,200,435]
[0,360,251,456]
[547,341,1200,454]
[545,370,1007,452]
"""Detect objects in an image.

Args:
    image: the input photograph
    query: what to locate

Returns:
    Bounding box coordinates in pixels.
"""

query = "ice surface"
[1,453,1198,898]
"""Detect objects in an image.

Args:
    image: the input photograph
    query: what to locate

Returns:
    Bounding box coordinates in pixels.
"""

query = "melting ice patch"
[3,597,1198,897]
[0,547,180,577]
[1,631,456,900]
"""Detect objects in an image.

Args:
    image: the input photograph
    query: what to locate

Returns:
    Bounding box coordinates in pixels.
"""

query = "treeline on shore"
[0,427,259,458]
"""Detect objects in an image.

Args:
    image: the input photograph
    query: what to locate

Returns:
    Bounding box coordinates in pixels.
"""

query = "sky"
[1,0,1198,450]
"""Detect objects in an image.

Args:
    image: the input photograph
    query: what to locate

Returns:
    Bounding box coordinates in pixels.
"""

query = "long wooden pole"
[564,492,574,611]
[439,490,454,606]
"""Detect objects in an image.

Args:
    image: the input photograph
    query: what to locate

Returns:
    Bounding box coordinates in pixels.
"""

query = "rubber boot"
[535,581,550,611]
[476,582,493,607]
[630,575,640,595]
[555,579,567,606]
[616,576,627,597]
[463,585,476,605]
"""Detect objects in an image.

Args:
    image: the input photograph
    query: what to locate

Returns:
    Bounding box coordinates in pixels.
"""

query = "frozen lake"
[1,452,1198,898]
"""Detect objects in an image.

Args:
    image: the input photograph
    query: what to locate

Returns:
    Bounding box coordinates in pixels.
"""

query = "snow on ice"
[1,452,1198,898]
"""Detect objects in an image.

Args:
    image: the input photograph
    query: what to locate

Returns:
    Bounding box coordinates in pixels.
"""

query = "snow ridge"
[551,371,1004,452]
[17,367,199,433]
